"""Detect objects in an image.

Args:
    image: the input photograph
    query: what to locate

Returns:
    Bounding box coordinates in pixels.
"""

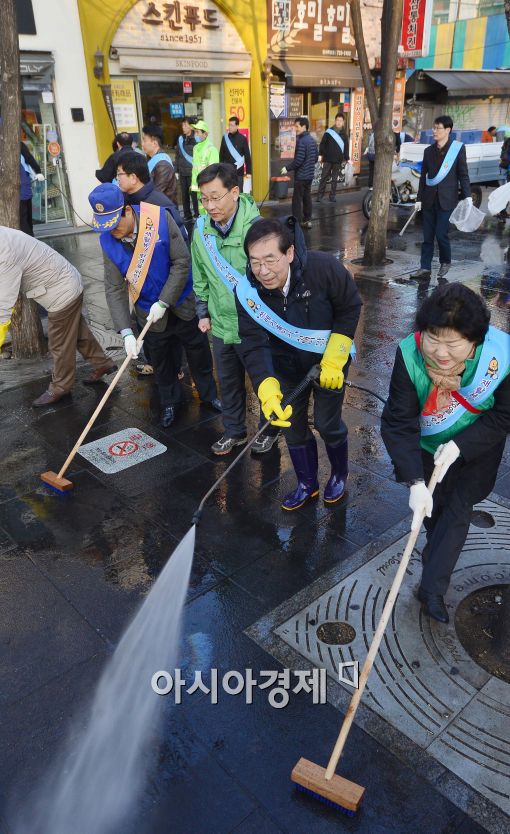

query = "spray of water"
[15,525,196,834]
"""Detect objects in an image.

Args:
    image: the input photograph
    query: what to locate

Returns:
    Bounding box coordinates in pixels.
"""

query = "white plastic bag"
[450,198,485,232]
[243,175,252,194]
[344,161,355,187]
[488,181,510,215]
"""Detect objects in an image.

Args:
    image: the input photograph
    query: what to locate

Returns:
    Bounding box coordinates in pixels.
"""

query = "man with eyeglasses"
[410,115,471,282]
[235,216,362,510]
[191,162,280,455]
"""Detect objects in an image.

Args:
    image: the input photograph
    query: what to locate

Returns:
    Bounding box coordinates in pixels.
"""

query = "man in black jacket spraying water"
[235,217,362,510]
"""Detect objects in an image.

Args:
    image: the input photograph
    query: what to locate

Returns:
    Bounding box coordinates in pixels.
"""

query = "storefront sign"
[267,0,354,59]
[350,87,364,174]
[279,119,296,159]
[392,73,406,132]
[183,79,192,94]
[224,79,250,127]
[99,84,118,132]
[47,141,60,157]
[170,103,185,118]
[270,82,286,119]
[111,79,139,134]
[287,93,303,119]
[113,0,245,58]
[400,0,432,58]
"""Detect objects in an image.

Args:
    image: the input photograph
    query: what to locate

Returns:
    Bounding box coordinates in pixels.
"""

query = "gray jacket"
[103,211,195,333]
[0,226,82,324]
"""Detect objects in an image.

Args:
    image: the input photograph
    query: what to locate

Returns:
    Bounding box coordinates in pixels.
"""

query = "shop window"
[139,79,221,157]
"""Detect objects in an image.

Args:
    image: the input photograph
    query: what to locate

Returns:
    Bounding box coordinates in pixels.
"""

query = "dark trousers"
[420,442,505,595]
[236,170,245,193]
[318,162,341,197]
[421,204,453,270]
[20,199,34,236]
[140,312,217,407]
[180,175,198,220]
[212,336,274,438]
[292,179,313,223]
[368,160,375,188]
[279,376,348,448]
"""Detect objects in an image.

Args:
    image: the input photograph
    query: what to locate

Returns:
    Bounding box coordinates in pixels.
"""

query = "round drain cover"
[316,621,356,645]
[455,584,510,683]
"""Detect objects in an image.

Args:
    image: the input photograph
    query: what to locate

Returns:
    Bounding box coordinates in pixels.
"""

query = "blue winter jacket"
[287,132,319,181]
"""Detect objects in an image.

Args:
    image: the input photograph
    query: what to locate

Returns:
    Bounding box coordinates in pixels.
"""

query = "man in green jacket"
[191,120,219,207]
[191,162,279,455]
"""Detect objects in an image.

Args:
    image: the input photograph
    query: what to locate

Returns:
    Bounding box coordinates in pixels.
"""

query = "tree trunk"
[0,0,46,358]
[351,0,404,265]
[494,585,510,663]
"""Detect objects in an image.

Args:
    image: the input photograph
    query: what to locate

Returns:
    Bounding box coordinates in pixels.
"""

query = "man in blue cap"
[88,183,219,427]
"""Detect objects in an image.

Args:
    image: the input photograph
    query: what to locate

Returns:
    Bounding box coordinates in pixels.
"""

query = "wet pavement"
[1,191,510,833]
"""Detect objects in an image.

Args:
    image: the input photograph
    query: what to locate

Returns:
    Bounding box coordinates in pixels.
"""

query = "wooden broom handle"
[325,465,441,780]
[57,320,152,479]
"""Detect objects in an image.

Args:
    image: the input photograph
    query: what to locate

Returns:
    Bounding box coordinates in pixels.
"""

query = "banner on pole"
[399,0,432,58]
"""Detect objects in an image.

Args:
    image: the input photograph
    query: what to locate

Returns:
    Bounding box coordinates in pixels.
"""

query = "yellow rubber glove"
[257,377,292,428]
[320,333,353,389]
[0,320,11,350]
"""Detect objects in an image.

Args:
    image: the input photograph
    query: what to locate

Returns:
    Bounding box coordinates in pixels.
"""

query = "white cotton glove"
[35,173,45,182]
[280,167,288,175]
[434,440,461,483]
[124,334,140,359]
[414,201,422,212]
[409,481,433,531]
[465,196,473,205]
[148,300,168,323]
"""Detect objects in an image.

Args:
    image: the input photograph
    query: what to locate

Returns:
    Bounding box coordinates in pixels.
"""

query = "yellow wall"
[76,0,268,199]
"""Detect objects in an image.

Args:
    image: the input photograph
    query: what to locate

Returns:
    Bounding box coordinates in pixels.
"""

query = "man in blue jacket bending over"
[88,183,219,427]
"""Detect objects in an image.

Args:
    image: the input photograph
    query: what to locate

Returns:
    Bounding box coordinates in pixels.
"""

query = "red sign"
[183,80,192,94]
[109,440,139,456]
[47,141,61,157]
[400,0,432,58]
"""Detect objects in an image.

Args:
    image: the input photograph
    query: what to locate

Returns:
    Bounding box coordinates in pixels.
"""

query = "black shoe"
[417,587,449,623]
[204,397,222,412]
[409,268,431,280]
[160,406,176,428]
[437,263,450,279]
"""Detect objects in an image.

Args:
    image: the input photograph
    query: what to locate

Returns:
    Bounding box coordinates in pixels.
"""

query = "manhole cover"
[456,584,510,683]
[248,497,510,832]
[316,621,356,645]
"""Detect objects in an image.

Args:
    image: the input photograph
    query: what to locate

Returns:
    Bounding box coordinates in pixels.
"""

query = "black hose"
[345,380,386,405]
[192,364,320,526]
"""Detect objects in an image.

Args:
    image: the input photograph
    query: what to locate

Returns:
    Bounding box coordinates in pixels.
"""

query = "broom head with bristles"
[291,757,365,816]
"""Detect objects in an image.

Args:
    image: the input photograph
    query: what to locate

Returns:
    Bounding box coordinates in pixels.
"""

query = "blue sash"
[148,152,174,173]
[425,141,463,187]
[224,133,244,169]
[420,326,510,436]
[325,128,345,154]
[20,154,35,178]
[178,136,193,165]
[197,217,347,355]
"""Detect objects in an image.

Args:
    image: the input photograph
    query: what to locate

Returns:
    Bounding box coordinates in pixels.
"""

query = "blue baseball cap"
[88,183,124,231]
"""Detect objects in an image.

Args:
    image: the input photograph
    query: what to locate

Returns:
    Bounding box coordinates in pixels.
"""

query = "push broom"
[291,464,441,815]
[40,320,152,493]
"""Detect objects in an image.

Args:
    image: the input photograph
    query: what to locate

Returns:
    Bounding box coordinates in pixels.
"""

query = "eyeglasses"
[200,191,230,206]
[116,171,132,177]
[249,253,286,271]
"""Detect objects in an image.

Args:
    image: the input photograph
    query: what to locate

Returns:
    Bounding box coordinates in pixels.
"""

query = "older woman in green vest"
[382,283,510,623]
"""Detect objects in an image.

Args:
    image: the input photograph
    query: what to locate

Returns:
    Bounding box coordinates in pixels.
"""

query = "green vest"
[191,138,219,192]
[400,332,503,454]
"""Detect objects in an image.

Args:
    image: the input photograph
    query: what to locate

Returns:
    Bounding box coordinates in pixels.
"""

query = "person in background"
[0,226,116,406]
[481,126,497,143]
[381,283,510,623]
[317,113,349,203]
[141,125,178,206]
[364,131,376,188]
[220,116,252,193]
[191,162,279,455]
[190,121,219,207]
[20,141,44,236]
[281,117,318,229]
[174,118,198,221]
[395,119,414,156]
[410,115,471,282]
[95,132,134,183]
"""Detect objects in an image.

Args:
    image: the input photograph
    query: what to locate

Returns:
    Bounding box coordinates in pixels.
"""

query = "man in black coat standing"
[281,117,319,228]
[411,115,471,281]
[317,113,349,203]
[235,217,361,511]
[174,118,198,221]
[220,116,252,193]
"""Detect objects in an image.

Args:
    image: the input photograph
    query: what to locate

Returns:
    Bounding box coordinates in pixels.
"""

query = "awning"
[19,52,54,77]
[116,47,251,78]
[408,69,510,97]
[272,59,362,89]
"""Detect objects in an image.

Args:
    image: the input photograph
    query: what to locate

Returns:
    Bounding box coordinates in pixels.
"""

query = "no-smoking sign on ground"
[78,428,166,474]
